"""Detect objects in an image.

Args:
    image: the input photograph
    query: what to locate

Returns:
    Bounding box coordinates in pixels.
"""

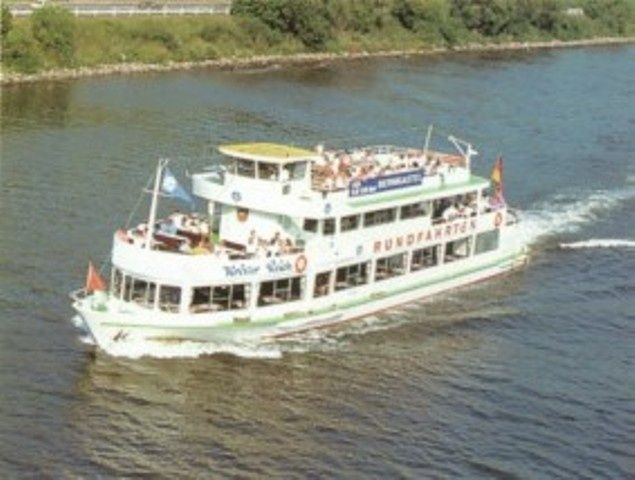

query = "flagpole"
[145,158,168,250]
[423,124,433,160]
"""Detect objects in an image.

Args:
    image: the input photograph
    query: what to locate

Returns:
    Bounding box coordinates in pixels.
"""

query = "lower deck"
[101,219,519,325]
[75,241,527,349]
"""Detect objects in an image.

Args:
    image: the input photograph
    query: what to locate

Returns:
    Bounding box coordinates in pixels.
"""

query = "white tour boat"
[72,135,528,350]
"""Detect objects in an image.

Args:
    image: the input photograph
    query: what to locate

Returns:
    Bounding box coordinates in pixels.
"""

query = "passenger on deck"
[161,218,178,235]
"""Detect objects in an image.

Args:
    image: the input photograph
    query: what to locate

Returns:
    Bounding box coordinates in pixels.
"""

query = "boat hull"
[72,247,527,353]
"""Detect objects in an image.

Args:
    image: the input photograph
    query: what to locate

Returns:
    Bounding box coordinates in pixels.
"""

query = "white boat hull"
[73,246,527,352]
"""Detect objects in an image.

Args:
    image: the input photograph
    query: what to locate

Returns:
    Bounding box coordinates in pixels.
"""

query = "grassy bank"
[2,0,635,77]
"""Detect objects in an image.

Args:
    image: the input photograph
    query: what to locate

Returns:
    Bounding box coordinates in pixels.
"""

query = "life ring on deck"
[494,211,504,228]
[295,255,308,274]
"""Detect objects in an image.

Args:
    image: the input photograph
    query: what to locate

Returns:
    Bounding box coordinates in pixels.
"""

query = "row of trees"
[232,0,635,49]
[2,1,634,73]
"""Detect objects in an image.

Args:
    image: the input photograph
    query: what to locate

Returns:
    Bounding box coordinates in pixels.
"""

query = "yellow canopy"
[218,143,316,163]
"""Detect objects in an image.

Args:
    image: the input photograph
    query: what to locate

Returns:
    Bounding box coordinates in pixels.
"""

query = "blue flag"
[161,167,195,208]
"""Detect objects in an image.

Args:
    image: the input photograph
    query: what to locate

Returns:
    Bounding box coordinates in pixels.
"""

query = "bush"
[131,22,181,51]
[583,0,635,35]
[236,15,282,47]
[392,0,463,44]
[3,27,44,73]
[1,5,12,38]
[232,0,332,49]
[31,6,76,65]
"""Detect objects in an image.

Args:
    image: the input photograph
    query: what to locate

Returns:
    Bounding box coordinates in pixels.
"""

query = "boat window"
[432,197,453,223]
[363,207,396,228]
[411,245,440,272]
[287,161,307,180]
[258,162,279,181]
[258,276,304,306]
[122,275,133,302]
[313,271,331,297]
[400,201,429,220]
[323,218,336,236]
[159,285,181,313]
[444,237,472,263]
[335,262,370,291]
[303,218,318,233]
[340,214,360,232]
[433,194,477,223]
[111,268,123,298]
[190,284,250,313]
[236,159,256,178]
[223,157,237,175]
[474,229,499,255]
[128,279,156,309]
[375,253,407,281]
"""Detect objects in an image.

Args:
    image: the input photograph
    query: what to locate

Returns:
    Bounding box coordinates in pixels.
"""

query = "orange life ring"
[295,254,308,274]
[494,211,504,228]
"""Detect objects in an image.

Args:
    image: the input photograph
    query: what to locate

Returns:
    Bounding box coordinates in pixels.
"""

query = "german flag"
[491,156,504,197]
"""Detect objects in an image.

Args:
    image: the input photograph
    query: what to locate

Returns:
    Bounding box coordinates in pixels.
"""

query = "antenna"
[448,135,478,169]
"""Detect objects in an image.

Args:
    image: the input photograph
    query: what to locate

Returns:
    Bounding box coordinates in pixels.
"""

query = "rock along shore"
[2,36,634,85]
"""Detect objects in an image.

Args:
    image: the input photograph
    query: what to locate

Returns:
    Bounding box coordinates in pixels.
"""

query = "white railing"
[9,2,231,16]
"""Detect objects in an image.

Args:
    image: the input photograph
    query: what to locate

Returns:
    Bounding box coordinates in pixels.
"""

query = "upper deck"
[193,142,479,218]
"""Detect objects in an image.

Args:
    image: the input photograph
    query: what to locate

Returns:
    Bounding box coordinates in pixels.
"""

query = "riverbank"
[2,36,634,85]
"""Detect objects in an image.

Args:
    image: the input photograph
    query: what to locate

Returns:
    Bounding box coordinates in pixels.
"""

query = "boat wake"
[76,186,634,360]
[560,239,635,250]
[516,187,635,246]
[98,338,284,360]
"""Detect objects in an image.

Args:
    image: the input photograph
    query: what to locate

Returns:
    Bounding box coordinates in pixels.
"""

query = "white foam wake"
[100,338,283,360]
[560,239,635,250]
[516,187,635,246]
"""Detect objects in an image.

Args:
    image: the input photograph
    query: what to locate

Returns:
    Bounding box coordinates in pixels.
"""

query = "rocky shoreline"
[2,36,634,85]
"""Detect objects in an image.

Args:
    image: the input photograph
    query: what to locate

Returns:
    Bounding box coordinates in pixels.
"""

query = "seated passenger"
[161,218,178,235]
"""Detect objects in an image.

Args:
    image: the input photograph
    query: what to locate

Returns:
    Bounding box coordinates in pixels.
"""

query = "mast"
[423,124,434,160]
[145,158,167,249]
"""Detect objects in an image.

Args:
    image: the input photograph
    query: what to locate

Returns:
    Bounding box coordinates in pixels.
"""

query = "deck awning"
[218,143,318,164]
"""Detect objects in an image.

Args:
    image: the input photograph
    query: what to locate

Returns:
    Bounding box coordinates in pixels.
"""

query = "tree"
[31,6,76,65]
[232,0,332,49]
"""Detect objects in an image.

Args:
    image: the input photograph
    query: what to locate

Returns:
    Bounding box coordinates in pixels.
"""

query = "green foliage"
[1,5,12,38]
[3,26,43,73]
[232,0,332,49]
[583,0,635,35]
[129,20,181,50]
[392,0,463,43]
[325,0,389,33]
[31,6,76,65]
[3,0,635,75]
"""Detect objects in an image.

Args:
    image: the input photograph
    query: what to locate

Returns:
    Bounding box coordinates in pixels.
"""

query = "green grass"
[2,0,635,75]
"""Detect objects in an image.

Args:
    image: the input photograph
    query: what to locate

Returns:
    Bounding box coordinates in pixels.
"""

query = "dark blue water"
[1,45,634,478]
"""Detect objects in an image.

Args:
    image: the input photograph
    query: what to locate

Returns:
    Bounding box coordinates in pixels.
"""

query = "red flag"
[86,261,107,293]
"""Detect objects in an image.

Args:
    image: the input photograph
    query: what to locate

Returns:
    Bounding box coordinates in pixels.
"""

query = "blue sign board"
[349,169,424,197]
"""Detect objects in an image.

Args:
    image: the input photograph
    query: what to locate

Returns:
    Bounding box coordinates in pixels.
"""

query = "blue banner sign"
[349,169,424,197]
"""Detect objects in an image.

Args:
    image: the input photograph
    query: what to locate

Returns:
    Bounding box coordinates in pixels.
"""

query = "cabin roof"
[218,143,317,163]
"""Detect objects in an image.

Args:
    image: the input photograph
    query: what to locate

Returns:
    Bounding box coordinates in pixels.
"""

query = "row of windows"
[111,230,499,313]
[311,229,498,296]
[303,200,432,235]
[111,271,181,313]
[228,158,307,182]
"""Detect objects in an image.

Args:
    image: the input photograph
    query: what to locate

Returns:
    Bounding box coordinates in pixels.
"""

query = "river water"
[1,45,634,478]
